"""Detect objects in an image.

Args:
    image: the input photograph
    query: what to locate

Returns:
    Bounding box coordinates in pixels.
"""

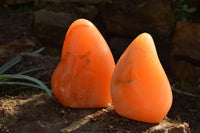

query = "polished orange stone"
[111,33,173,123]
[51,19,115,108]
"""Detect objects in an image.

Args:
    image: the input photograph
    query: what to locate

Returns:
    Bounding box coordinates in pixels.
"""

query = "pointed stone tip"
[72,18,93,27]
[132,32,155,50]
[139,32,153,40]
[66,18,94,37]
[130,32,155,50]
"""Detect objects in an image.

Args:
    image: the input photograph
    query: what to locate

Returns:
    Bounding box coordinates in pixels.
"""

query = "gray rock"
[34,9,78,47]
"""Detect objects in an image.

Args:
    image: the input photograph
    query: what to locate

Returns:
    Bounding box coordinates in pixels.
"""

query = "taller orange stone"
[51,19,115,108]
[111,33,173,123]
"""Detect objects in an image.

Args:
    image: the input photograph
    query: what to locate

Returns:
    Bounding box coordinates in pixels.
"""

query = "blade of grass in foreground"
[1,67,54,82]
[0,47,44,75]
[0,56,22,75]
[0,74,52,95]
[18,67,54,75]
[0,81,52,95]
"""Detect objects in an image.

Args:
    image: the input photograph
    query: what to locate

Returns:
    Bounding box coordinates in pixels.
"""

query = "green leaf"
[0,74,52,95]
[27,47,44,56]
[174,8,182,12]
[0,56,22,75]
[0,47,45,75]
[179,0,184,4]
[187,8,196,13]
[183,4,188,11]
[181,14,187,21]
[0,81,52,94]
[1,67,53,82]
[172,85,200,98]
[175,0,184,5]
[18,67,53,75]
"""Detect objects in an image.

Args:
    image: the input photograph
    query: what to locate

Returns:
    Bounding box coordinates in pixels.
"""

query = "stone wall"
[1,0,200,83]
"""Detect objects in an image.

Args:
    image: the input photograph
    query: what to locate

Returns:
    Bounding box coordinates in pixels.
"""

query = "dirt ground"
[0,3,200,133]
[0,50,199,132]
[0,93,192,133]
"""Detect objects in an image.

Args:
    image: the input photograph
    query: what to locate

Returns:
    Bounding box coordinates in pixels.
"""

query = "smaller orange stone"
[111,33,173,123]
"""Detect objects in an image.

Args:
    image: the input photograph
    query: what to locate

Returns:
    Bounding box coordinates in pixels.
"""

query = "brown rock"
[2,0,34,5]
[34,0,57,3]
[170,58,200,83]
[34,9,78,47]
[104,0,175,71]
[188,0,200,8]
[34,0,62,7]
[77,5,98,20]
[171,21,200,60]
[60,0,108,4]
[34,0,109,6]
[34,1,98,19]
[0,39,36,53]
[170,21,200,82]
[105,0,175,39]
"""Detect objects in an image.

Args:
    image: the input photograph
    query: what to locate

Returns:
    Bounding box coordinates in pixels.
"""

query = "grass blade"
[18,67,54,75]
[1,67,53,82]
[27,47,44,56]
[0,74,52,95]
[0,56,22,75]
[0,81,52,95]
[171,84,200,98]
[0,47,45,75]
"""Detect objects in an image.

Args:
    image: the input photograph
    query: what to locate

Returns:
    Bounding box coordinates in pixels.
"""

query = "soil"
[0,2,200,133]
[0,93,191,133]
[0,53,199,132]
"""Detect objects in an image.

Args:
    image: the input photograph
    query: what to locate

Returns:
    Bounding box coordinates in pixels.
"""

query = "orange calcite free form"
[51,19,115,108]
[111,33,173,123]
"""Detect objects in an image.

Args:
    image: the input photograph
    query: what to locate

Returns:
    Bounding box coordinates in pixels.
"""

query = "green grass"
[172,0,196,21]
[0,48,53,96]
